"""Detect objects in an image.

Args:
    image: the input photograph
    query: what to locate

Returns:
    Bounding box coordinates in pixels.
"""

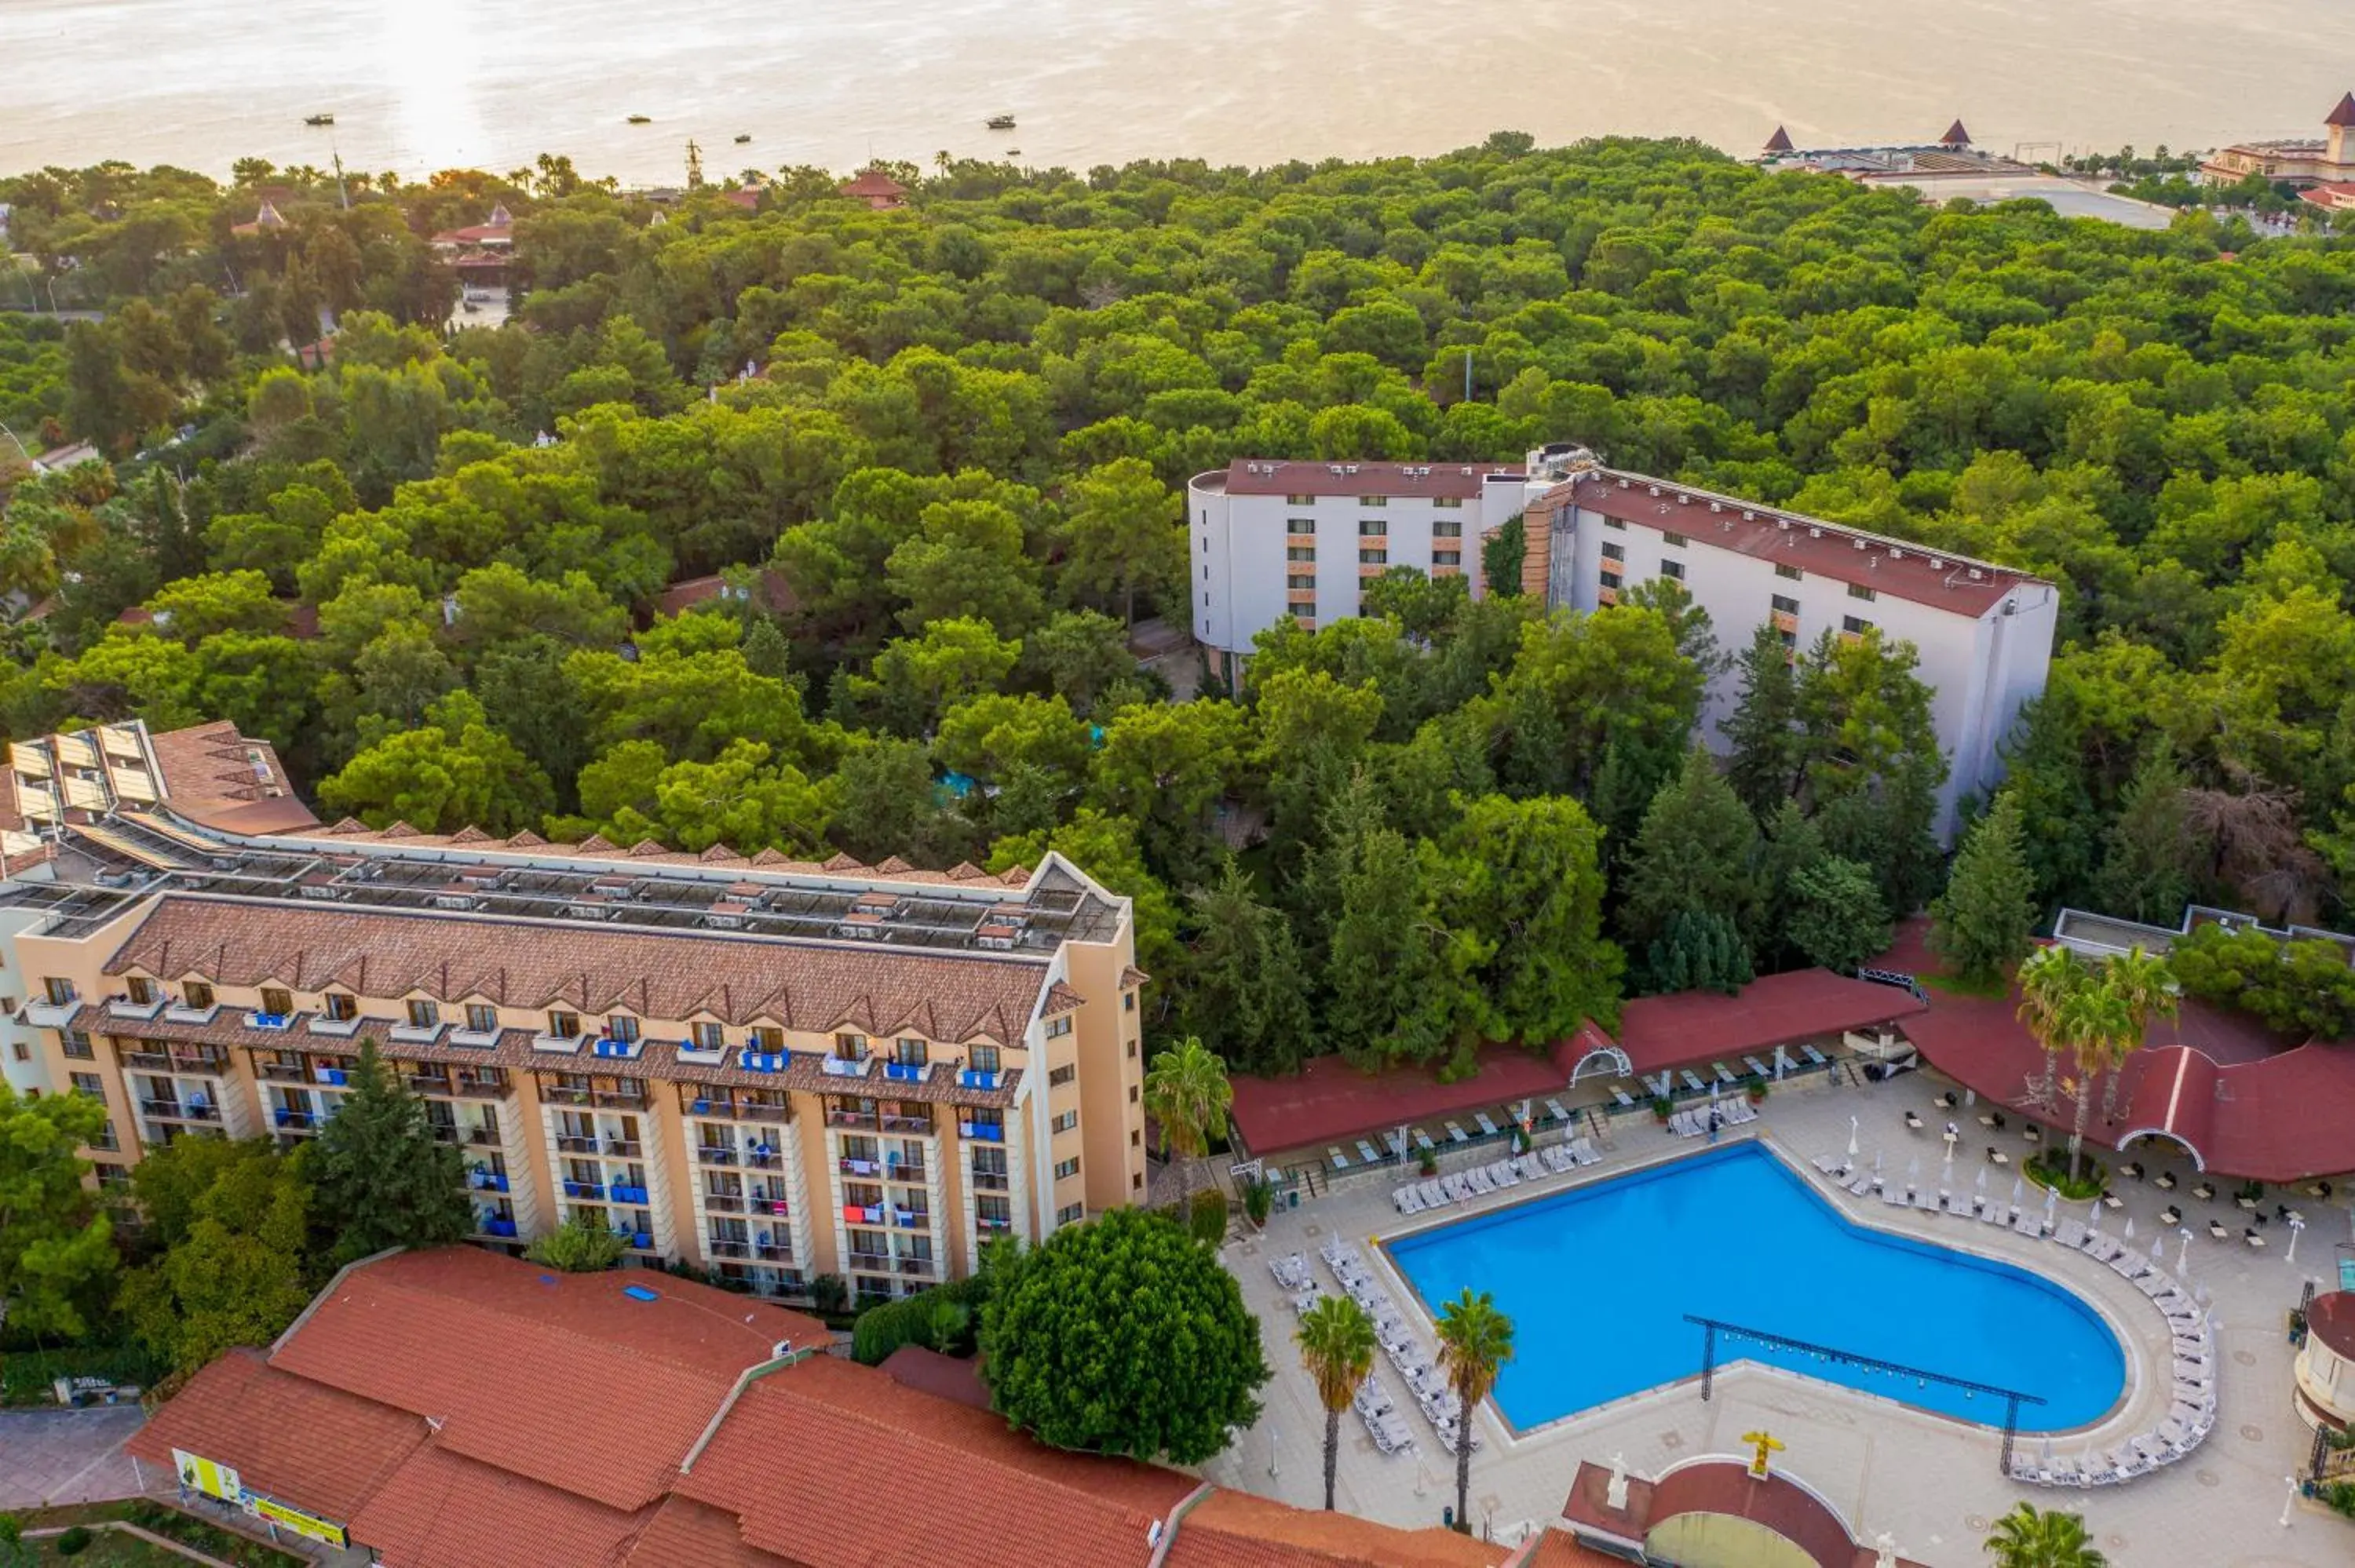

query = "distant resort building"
[2200,92,2355,188]
[228,198,290,237]
[839,167,910,210]
[428,203,517,290]
[1754,118,2033,184]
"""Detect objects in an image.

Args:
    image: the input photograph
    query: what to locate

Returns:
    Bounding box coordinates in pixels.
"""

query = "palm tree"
[1984,1501,2107,1566]
[1141,1035,1232,1207]
[2098,946,2176,1124]
[1434,1289,1514,1533]
[1295,1295,1377,1511]
[2061,980,2131,1185]
[2015,945,2086,1112]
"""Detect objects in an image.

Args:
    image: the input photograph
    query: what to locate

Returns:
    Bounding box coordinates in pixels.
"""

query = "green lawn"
[1919,968,2009,1000]
[32,1526,197,1566]
[22,1504,305,1568]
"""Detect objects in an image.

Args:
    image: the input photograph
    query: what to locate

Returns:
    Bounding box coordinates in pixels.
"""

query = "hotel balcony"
[163,1000,221,1025]
[604,1136,643,1158]
[121,1048,228,1074]
[273,1107,320,1132]
[753,1238,792,1263]
[466,1169,512,1194]
[977,1212,1014,1234]
[591,1085,648,1109]
[707,1238,751,1260]
[24,998,84,1028]
[555,1132,601,1154]
[305,1014,365,1039]
[562,1179,608,1201]
[880,1110,934,1135]
[703,1191,745,1212]
[531,1030,589,1056]
[448,1025,502,1048]
[389,1020,447,1045]
[431,1122,500,1148]
[257,1059,310,1083]
[825,1107,879,1132]
[141,1097,221,1123]
[243,1011,298,1034]
[969,1169,1010,1192]
[958,1121,1006,1143]
[106,994,166,1022]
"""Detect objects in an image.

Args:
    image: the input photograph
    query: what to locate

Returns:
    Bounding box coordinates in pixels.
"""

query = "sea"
[4,0,2353,184]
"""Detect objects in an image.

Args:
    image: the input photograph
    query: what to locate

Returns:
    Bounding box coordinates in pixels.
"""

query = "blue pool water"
[1386,1143,2127,1432]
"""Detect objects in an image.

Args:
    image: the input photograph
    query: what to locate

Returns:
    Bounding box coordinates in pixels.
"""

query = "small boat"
[626,114,652,125]
[985,114,1016,131]
[733,133,752,144]
[304,113,334,126]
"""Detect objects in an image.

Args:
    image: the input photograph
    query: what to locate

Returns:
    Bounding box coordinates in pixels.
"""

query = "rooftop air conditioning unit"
[1777,519,1791,531]
[1930,557,1945,570]
[1889,548,1904,560]
[1808,527,1823,539]
[1969,567,1985,581]
[1708,501,1722,512]
[1617,477,1630,488]
[1648,485,1661,497]
[1743,509,1756,520]
[1852,538,1868,551]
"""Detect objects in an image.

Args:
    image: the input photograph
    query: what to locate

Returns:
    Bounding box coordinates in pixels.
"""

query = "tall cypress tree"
[311,1037,473,1263]
[1928,790,2039,986]
[1618,744,1763,954]
[1181,861,1318,1075]
[1722,623,1803,820]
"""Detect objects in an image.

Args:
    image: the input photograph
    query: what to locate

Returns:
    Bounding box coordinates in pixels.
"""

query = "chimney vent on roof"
[1969,567,1985,581]
[1930,557,1945,570]
[1708,501,1722,512]
[1852,537,1868,551]
[1777,519,1791,531]
[1889,548,1904,560]
[1677,493,1692,505]
[1808,527,1823,539]
[1617,477,1630,489]
[1328,464,1343,475]
[1647,485,1661,497]
[1343,464,1359,474]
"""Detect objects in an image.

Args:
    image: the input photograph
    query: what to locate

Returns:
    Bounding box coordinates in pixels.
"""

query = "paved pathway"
[0,1406,161,1509]
[1204,1064,2355,1566]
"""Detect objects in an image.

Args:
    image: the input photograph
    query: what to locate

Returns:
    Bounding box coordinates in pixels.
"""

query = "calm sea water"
[1387,1143,2127,1431]
[4,0,2353,184]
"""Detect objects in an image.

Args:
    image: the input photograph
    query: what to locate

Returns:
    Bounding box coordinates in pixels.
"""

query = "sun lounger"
[1444,1121,1469,1145]
[1572,1138,1601,1165]
[1802,1045,1828,1067]
[1356,1139,1382,1165]
[1612,1088,1638,1110]
[1942,1190,1972,1216]
[1420,1180,1445,1207]
[1744,1055,1773,1078]
[1911,1190,1939,1212]
[1845,1171,1875,1197]
[1545,1097,1572,1124]
[1473,1111,1500,1139]
[1395,1187,1421,1215]
[1513,1154,1543,1180]
[1680,1070,1708,1094]
[1727,1099,1758,1125]
[1327,1147,1349,1169]
[2054,1219,2087,1249]
[2013,1211,2045,1238]
[1882,1184,1912,1207]
[1414,1129,1436,1153]
[1812,1154,1842,1176]
[1466,1166,1494,1194]
[1981,1203,2011,1226]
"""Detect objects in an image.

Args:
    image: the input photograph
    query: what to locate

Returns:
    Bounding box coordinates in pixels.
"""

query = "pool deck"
[1205,1065,2353,1566]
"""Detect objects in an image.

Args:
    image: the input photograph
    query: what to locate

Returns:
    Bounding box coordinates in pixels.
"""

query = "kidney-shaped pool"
[1386,1142,2127,1432]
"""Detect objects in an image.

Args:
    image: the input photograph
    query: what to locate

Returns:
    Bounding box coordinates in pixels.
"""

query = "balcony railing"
[736,1101,790,1123]
[121,1048,224,1073]
[141,1098,220,1122]
[163,1000,221,1025]
[958,1121,1005,1143]
[745,1150,784,1171]
[609,1183,652,1205]
[696,1145,737,1166]
[619,1231,657,1252]
[451,1076,509,1099]
[706,1238,751,1259]
[243,1011,295,1032]
[703,1192,745,1212]
[604,1138,643,1158]
[390,1021,447,1045]
[969,1170,1009,1192]
[977,1213,1013,1232]
[479,1217,520,1238]
[275,1108,319,1130]
[845,1250,895,1272]
[885,1161,928,1184]
[555,1134,600,1154]
[562,1180,607,1200]
[107,994,166,1021]
[531,1030,587,1055]
[541,1085,592,1106]
[257,1061,308,1083]
[754,1240,793,1262]
[881,1113,933,1135]
[896,1256,937,1277]
[448,1026,502,1048]
[818,1056,871,1080]
[24,998,83,1028]
[825,1108,879,1131]
[468,1170,511,1193]
[881,1060,931,1085]
[307,1015,363,1038]
[591,1088,647,1109]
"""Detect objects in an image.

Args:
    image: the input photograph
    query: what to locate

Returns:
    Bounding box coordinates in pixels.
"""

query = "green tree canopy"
[0,1084,114,1340]
[310,1038,473,1263]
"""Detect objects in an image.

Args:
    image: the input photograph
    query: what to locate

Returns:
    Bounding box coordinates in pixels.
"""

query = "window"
[1285,493,1316,505]
[1053,1156,1081,1180]
[1286,545,1315,561]
[606,1014,637,1043]
[1600,542,1624,563]
[467,1003,499,1034]
[1775,563,1803,582]
[1044,1014,1073,1040]
[1848,582,1877,601]
[60,1030,93,1060]
[1123,991,1136,1012]
[93,1162,130,1191]
[1129,1084,1140,1103]
[692,1020,725,1051]
[71,1071,105,1099]
[1603,515,1626,531]
[1126,1038,1137,1059]
[1359,549,1387,565]
[325,992,357,1022]
[1048,1064,1075,1087]
[1287,517,1315,531]
[1662,531,1689,548]
[1357,519,1386,536]
[895,1037,928,1067]
[546,1009,579,1039]
[260,986,292,1016]
[1287,574,1316,590]
[1201,564,1209,580]
[1360,495,1389,507]
[408,998,440,1028]
[1432,520,1461,538]
[1660,560,1685,582]
[752,1025,784,1052]
[90,1121,119,1154]
[9,1040,24,1063]
[183,980,214,1009]
[1842,615,1874,635]
[1133,1171,1145,1191]
[1770,594,1799,615]
[1057,1202,1086,1224]
[834,1033,867,1060]
[43,978,76,1005]
[1131,1127,1141,1146]
[969,1045,1001,1074]
[1433,550,1460,567]
[1050,1110,1078,1133]
[1433,496,1463,509]
[126,976,155,1005]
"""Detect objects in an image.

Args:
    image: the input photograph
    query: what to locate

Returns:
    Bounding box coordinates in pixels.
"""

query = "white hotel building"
[1521,447,2057,834]
[1187,458,1531,687]
[1190,447,2057,837]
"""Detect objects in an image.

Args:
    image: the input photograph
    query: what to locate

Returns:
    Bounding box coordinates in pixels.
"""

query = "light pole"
[2280,1473,2299,1527]
[2286,1213,2305,1264]
[2177,1227,2192,1274]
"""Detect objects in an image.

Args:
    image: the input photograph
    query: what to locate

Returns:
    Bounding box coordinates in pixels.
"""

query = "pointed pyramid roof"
[486,202,514,226]
[1939,119,1970,147]
[253,199,288,229]
[1763,125,1794,154]
[2327,92,2355,129]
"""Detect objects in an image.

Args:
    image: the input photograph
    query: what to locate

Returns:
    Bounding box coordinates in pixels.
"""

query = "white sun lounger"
[1395,1187,1421,1215]
[1911,1190,1940,1212]
[1845,1172,1875,1196]
[1882,1185,1912,1207]
[2013,1211,2045,1238]
[1802,1045,1829,1067]
[1473,1111,1500,1138]
[2054,1219,2087,1248]
[1466,1166,1495,1194]
[1612,1088,1638,1110]
[1419,1180,1445,1207]
[1545,1097,1572,1124]
[1744,1055,1773,1078]
[1680,1070,1708,1094]
[1981,1204,2012,1226]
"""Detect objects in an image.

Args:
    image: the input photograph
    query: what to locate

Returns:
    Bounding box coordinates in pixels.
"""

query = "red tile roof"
[1940,119,1971,147]
[841,169,908,199]
[878,1344,993,1409]
[1612,969,1928,1073]
[1875,918,2355,1182]
[2327,92,2355,129]
[349,1444,652,1568]
[2309,1291,2355,1360]
[148,719,318,833]
[677,1354,1196,1568]
[623,1496,791,1566]
[1217,459,1519,501]
[1762,126,1795,154]
[1163,1490,1505,1567]
[268,1248,820,1513]
[1539,471,2044,618]
[1228,1040,1587,1159]
[125,1349,426,1521]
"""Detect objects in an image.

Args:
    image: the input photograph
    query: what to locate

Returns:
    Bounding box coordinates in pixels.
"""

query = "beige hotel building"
[0,720,1147,1305]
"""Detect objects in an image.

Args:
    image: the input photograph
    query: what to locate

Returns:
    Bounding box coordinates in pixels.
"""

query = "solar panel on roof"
[622,1285,659,1302]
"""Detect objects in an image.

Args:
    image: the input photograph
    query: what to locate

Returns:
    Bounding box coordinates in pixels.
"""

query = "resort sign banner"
[168,1446,349,1548]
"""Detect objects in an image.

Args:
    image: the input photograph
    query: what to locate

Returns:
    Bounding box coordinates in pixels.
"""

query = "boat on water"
[985,114,1016,130]
[627,114,652,124]
[734,133,752,144]
[304,113,334,126]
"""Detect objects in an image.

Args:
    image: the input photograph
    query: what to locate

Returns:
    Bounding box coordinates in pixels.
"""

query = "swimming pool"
[1386,1143,2127,1432]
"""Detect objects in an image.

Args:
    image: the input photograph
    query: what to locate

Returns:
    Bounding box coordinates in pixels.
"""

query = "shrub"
[849,1274,991,1364]
[523,1214,624,1273]
[1243,1177,1274,1226]
[55,1524,94,1555]
[809,1273,849,1315]
[1188,1186,1230,1245]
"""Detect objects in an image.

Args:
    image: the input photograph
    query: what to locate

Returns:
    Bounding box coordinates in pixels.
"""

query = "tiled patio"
[1204,1062,2355,1566]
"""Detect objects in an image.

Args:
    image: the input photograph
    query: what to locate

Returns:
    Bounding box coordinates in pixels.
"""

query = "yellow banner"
[170,1449,240,1504]
[246,1493,349,1548]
